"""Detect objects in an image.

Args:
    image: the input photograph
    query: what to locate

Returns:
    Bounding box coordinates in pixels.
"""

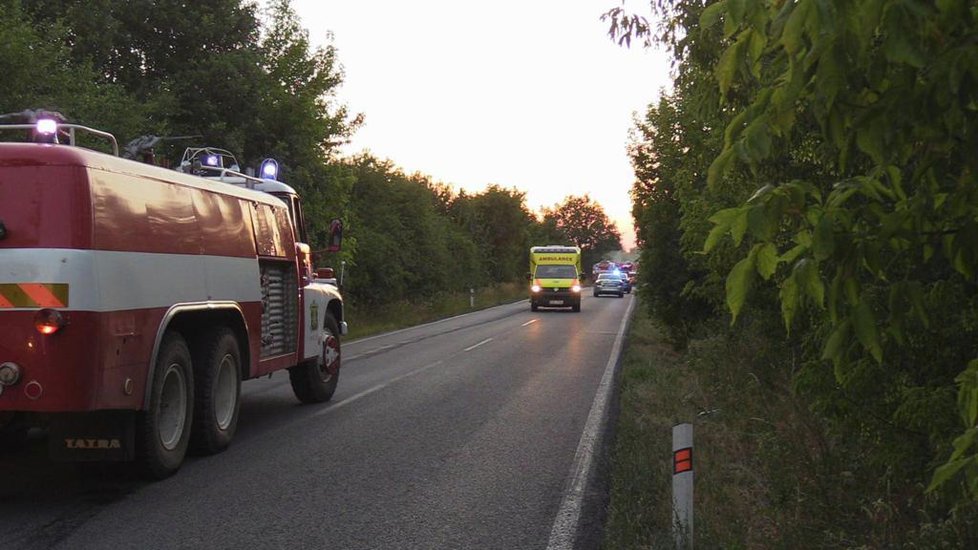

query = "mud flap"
[48,411,135,461]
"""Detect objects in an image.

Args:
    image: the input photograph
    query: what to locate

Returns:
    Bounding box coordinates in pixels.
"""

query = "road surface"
[1,292,635,549]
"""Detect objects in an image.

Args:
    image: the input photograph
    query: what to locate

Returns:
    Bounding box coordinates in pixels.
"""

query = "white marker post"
[672,423,693,549]
[470,288,475,308]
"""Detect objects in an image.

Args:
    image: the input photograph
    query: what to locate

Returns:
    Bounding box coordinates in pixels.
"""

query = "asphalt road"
[0,292,635,550]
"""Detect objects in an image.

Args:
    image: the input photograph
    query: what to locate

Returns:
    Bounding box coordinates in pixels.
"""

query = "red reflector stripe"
[0,283,69,308]
[673,447,693,474]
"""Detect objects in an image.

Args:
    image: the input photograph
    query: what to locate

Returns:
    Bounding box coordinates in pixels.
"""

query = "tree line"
[0,0,622,308]
[614,0,978,542]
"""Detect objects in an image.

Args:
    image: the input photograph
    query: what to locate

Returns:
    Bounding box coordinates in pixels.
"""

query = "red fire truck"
[0,112,347,478]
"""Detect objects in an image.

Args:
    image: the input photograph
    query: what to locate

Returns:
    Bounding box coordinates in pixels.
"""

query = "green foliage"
[616,0,978,542]
[339,155,551,307]
[699,0,978,500]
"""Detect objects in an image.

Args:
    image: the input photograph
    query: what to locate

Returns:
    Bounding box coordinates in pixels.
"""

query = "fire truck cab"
[0,114,347,478]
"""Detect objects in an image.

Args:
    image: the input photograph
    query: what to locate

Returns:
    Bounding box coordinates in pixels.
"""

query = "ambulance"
[528,245,582,312]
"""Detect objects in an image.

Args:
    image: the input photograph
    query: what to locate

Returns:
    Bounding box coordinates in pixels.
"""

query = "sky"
[288,0,673,251]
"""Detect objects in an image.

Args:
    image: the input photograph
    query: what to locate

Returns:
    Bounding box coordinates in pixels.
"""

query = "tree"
[629,96,712,346]
[465,185,536,282]
[0,0,148,141]
[609,0,978,542]
[542,195,622,268]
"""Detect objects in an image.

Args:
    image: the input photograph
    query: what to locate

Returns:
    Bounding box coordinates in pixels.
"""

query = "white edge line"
[521,319,538,327]
[463,338,493,352]
[546,297,636,550]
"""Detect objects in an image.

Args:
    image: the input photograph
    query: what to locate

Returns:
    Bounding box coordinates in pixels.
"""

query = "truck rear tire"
[289,313,341,404]
[190,328,241,455]
[137,332,194,480]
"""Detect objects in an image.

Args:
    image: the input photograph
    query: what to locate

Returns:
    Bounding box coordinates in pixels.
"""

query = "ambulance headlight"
[531,285,541,293]
[260,158,279,180]
[571,284,581,293]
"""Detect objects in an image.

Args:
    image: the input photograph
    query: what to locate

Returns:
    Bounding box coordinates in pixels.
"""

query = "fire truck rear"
[0,112,347,479]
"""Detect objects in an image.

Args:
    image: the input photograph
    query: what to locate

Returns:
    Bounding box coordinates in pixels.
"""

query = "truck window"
[288,195,308,244]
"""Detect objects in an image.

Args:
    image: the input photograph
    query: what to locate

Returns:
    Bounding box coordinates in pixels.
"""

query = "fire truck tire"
[190,328,241,455]
[137,332,194,480]
[289,313,341,404]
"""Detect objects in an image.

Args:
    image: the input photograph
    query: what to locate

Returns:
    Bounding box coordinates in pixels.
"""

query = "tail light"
[34,308,67,335]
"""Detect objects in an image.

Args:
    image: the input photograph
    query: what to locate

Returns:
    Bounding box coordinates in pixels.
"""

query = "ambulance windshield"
[535,265,577,279]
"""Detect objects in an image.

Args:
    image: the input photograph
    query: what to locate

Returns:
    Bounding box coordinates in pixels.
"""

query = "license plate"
[549,300,564,305]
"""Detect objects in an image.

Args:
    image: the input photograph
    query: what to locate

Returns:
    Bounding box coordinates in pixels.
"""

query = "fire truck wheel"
[190,328,241,455]
[289,313,341,404]
[137,332,194,480]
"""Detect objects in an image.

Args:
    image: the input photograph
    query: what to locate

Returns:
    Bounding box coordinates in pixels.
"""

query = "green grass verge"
[344,282,527,340]
[604,303,978,548]
[603,311,692,548]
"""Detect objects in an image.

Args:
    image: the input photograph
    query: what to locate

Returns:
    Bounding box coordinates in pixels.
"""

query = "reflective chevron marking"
[0,283,68,308]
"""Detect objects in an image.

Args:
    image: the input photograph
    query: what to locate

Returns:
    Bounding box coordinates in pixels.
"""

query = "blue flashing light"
[260,158,279,180]
[204,154,219,167]
[36,119,58,135]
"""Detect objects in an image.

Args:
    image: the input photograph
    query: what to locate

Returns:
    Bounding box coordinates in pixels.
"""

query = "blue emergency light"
[260,158,279,180]
[36,119,58,136]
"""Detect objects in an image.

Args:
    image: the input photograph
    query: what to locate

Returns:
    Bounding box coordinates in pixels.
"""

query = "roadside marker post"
[672,423,693,549]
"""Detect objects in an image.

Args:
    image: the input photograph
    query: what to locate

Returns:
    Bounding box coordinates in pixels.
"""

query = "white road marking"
[346,344,395,361]
[547,297,636,550]
[463,338,493,352]
[521,319,538,327]
[346,299,527,346]
[314,361,444,416]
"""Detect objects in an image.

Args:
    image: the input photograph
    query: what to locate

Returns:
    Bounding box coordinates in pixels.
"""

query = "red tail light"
[34,308,67,335]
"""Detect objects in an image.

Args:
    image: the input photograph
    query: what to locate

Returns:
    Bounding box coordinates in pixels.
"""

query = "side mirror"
[526,272,532,281]
[316,267,335,279]
[326,218,343,252]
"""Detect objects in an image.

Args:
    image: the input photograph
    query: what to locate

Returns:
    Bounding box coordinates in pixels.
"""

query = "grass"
[343,282,528,340]
[602,311,694,549]
[604,307,842,548]
[603,300,978,548]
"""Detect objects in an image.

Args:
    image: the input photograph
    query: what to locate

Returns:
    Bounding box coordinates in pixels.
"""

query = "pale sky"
[288,0,673,251]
